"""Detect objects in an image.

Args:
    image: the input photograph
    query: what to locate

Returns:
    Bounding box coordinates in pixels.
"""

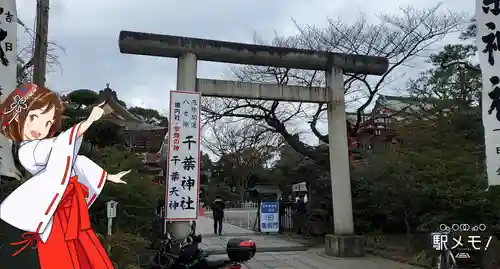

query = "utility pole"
[32,0,50,87]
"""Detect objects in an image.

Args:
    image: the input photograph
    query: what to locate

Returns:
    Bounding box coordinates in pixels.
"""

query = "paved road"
[197,216,306,253]
[198,217,421,269]
[208,250,423,269]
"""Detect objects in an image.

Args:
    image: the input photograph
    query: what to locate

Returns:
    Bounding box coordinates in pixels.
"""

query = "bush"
[88,146,163,238]
[106,232,150,269]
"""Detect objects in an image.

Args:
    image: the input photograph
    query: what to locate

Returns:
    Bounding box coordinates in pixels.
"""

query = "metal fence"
[280,204,295,232]
[204,203,298,233]
[204,207,257,230]
[225,210,257,230]
[225,201,258,209]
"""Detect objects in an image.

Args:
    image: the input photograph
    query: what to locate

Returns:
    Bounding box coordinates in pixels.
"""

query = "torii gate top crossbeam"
[118,31,388,75]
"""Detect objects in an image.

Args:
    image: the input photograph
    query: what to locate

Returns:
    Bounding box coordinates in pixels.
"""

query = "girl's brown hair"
[0,84,63,141]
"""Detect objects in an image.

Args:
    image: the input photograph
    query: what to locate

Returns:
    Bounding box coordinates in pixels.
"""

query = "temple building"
[97,85,167,153]
[95,84,167,179]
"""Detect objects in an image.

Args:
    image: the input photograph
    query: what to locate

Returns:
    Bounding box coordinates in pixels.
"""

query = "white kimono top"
[0,123,107,242]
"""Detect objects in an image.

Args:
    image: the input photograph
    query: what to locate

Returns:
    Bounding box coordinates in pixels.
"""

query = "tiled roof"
[346,95,427,124]
[248,185,281,194]
[122,121,167,131]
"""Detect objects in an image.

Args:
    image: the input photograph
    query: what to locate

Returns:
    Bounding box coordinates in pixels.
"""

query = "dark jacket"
[211,198,226,220]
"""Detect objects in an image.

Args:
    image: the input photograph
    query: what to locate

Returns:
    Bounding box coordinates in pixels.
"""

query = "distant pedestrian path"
[197,216,255,235]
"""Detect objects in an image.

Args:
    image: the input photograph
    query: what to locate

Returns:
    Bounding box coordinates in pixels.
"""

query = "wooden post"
[32,0,50,86]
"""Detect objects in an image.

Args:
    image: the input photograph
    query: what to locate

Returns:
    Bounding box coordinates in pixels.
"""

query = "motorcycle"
[146,223,256,269]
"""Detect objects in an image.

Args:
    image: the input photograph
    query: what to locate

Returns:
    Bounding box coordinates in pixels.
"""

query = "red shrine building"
[346,95,422,162]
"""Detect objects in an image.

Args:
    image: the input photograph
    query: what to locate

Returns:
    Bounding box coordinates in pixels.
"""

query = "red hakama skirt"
[11,176,114,269]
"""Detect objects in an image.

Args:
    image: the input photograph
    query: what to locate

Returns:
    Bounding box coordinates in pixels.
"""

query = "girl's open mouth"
[30,130,41,138]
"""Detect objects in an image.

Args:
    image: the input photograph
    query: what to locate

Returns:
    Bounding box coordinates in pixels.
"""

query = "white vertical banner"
[165,91,201,220]
[0,0,18,182]
[0,0,17,99]
[478,0,500,186]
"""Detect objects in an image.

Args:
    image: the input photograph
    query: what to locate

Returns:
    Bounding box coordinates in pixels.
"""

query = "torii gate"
[118,31,388,257]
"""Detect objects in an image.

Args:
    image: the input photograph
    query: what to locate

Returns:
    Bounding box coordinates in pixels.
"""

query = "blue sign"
[260,201,279,233]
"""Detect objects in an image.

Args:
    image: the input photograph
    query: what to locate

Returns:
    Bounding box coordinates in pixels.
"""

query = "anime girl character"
[0,83,130,269]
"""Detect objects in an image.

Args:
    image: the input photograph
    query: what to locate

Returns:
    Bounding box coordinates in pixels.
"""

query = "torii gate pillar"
[326,66,354,235]
[118,31,388,257]
[170,53,197,236]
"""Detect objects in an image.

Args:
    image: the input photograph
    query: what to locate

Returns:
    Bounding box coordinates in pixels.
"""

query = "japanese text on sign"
[260,202,279,233]
[166,91,202,220]
[0,0,17,99]
[477,0,500,185]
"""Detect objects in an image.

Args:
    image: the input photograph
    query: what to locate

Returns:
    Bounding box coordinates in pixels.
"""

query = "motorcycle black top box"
[150,235,256,269]
[226,238,257,263]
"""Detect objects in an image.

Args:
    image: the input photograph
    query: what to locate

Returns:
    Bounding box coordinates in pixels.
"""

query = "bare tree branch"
[16,17,65,85]
[202,120,282,200]
[202,5,466,165]
[202,119,281,158]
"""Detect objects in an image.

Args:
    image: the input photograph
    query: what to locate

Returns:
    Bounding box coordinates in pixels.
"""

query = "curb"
[202,233,257,238]
[280,235,325,248]
[202,245,309,255]
[316,251,373,260]
[366,248,429,268]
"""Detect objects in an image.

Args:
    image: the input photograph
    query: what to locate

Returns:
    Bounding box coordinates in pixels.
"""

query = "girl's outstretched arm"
[77,102,105,138]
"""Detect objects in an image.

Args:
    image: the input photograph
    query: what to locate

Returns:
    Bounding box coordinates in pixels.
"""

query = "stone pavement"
[197,217,307,253]
[197,217,421,268]
[207,249,423,269]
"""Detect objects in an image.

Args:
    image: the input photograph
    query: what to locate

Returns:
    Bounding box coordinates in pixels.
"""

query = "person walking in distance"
[211,196,226,235]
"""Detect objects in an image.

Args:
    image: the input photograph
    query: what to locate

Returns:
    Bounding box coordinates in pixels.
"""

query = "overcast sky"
[14,0,473,146]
